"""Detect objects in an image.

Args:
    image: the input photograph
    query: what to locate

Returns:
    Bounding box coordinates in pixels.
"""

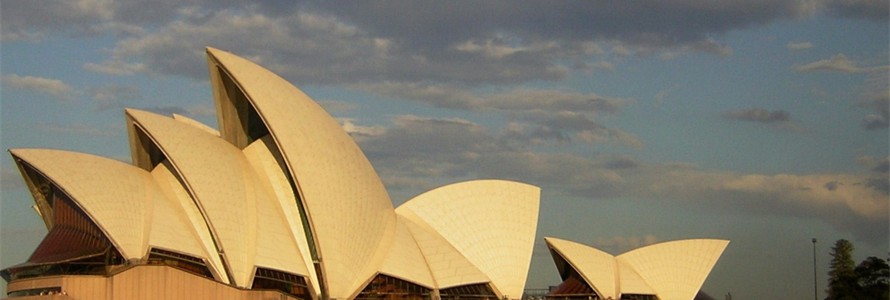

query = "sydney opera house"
[2,48,727,300]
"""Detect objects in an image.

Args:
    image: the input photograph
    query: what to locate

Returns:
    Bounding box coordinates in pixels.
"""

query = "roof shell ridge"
[205,46,397,298]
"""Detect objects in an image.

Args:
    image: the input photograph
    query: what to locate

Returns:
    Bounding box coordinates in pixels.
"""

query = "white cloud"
[723,108,790,123]
[37,123,117,137]
[794,54,863,73]
[359,115,886,244]
[359,83,637,147]
[454,39,525,59]
[654,84,680,105]
[1,74,76,100]
[593,235,659,254]
[89,84,142,111]
[857,66,890,129]
[339,118,386,140]
[787,41,813,50]
[1,168,25,191]
[84,60,146,75]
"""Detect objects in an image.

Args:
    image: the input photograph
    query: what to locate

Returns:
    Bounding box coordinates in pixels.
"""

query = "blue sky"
[1,1,887,299]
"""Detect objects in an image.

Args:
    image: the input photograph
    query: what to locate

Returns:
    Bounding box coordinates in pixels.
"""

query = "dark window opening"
[545,267,599,300]
[28,186,113,264]
[356,274,431,300]
[251,268,312,300]
[17,161,56,227]
[620,294,658,300]
[0,184,124,282]
[146,248,214,279]
[133,126,167,169]
[217,66,269,148]
[439,283,497,300]
[6,287,62,297]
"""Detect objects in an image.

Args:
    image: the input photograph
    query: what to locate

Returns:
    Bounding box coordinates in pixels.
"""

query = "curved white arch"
[376,219,436,289]
[398,214,490,290]
[10,149,151,261]
[544,237,617,299]
[149,160,229,283]
[126,109,308,287]
[396,180,540,299]
[617,239,729,300]
[127,108,256,286]
[242,135,317,293]
[207,47,396,298]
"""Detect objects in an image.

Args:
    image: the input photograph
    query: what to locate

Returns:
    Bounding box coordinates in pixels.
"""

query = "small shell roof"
[618,239,729,300]
[545,237,729,300]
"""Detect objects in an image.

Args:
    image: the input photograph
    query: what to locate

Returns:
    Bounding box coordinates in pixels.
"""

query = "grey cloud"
[786,41,814,50]
[509,110,642,147]
[362,83,627,113]
[358,114,886,244]
[313,1,812,50]
[5,1,843,86]
[36,123,117,137]
[863,114,889,130]
[360,115,627,198]
[824,0,889,21]
[107,8,571,86]
[84,60,147,75]
[856,155,890,173]
[593,235,659,254]
[857,73,889,130]
[628,169,889,245]
[361,83,637,146]
[793,54,864,73]
[485,89,625,113]
[90,84,143,111]
[604,156,640,170]
[0,0,113,40]
[874,159,890,174]
[864,177,889,194]
[723,108,790,123]
[1,167,25,191]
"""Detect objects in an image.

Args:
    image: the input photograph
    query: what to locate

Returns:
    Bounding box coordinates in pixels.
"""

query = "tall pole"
[812,238,817,300]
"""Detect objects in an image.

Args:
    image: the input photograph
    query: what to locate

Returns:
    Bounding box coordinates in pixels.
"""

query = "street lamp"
[812,238,817,300]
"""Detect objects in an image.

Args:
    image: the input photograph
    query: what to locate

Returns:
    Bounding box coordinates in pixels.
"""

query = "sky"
[0,1,888,299]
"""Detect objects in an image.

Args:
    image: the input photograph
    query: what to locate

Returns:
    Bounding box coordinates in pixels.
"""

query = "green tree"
[854,256,889,299]
[826,239,857,300]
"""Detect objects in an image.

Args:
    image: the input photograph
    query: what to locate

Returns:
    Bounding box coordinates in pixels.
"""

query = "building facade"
[2,48,541,300]
[2,48,728,300]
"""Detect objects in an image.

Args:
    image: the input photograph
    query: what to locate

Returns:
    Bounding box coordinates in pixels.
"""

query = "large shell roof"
[6,48,543,300]
[206,47,397,298]
[396,180,540,299]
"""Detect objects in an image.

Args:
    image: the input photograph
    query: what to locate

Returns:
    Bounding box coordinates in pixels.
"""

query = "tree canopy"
[825,239,888,300]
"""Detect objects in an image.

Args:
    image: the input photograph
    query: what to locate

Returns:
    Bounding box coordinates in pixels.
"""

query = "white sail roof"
[397,180,540,299]
[207,47,396,298]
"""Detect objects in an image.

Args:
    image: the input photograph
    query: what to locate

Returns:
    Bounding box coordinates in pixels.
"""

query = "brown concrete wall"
[4,265,298,300]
